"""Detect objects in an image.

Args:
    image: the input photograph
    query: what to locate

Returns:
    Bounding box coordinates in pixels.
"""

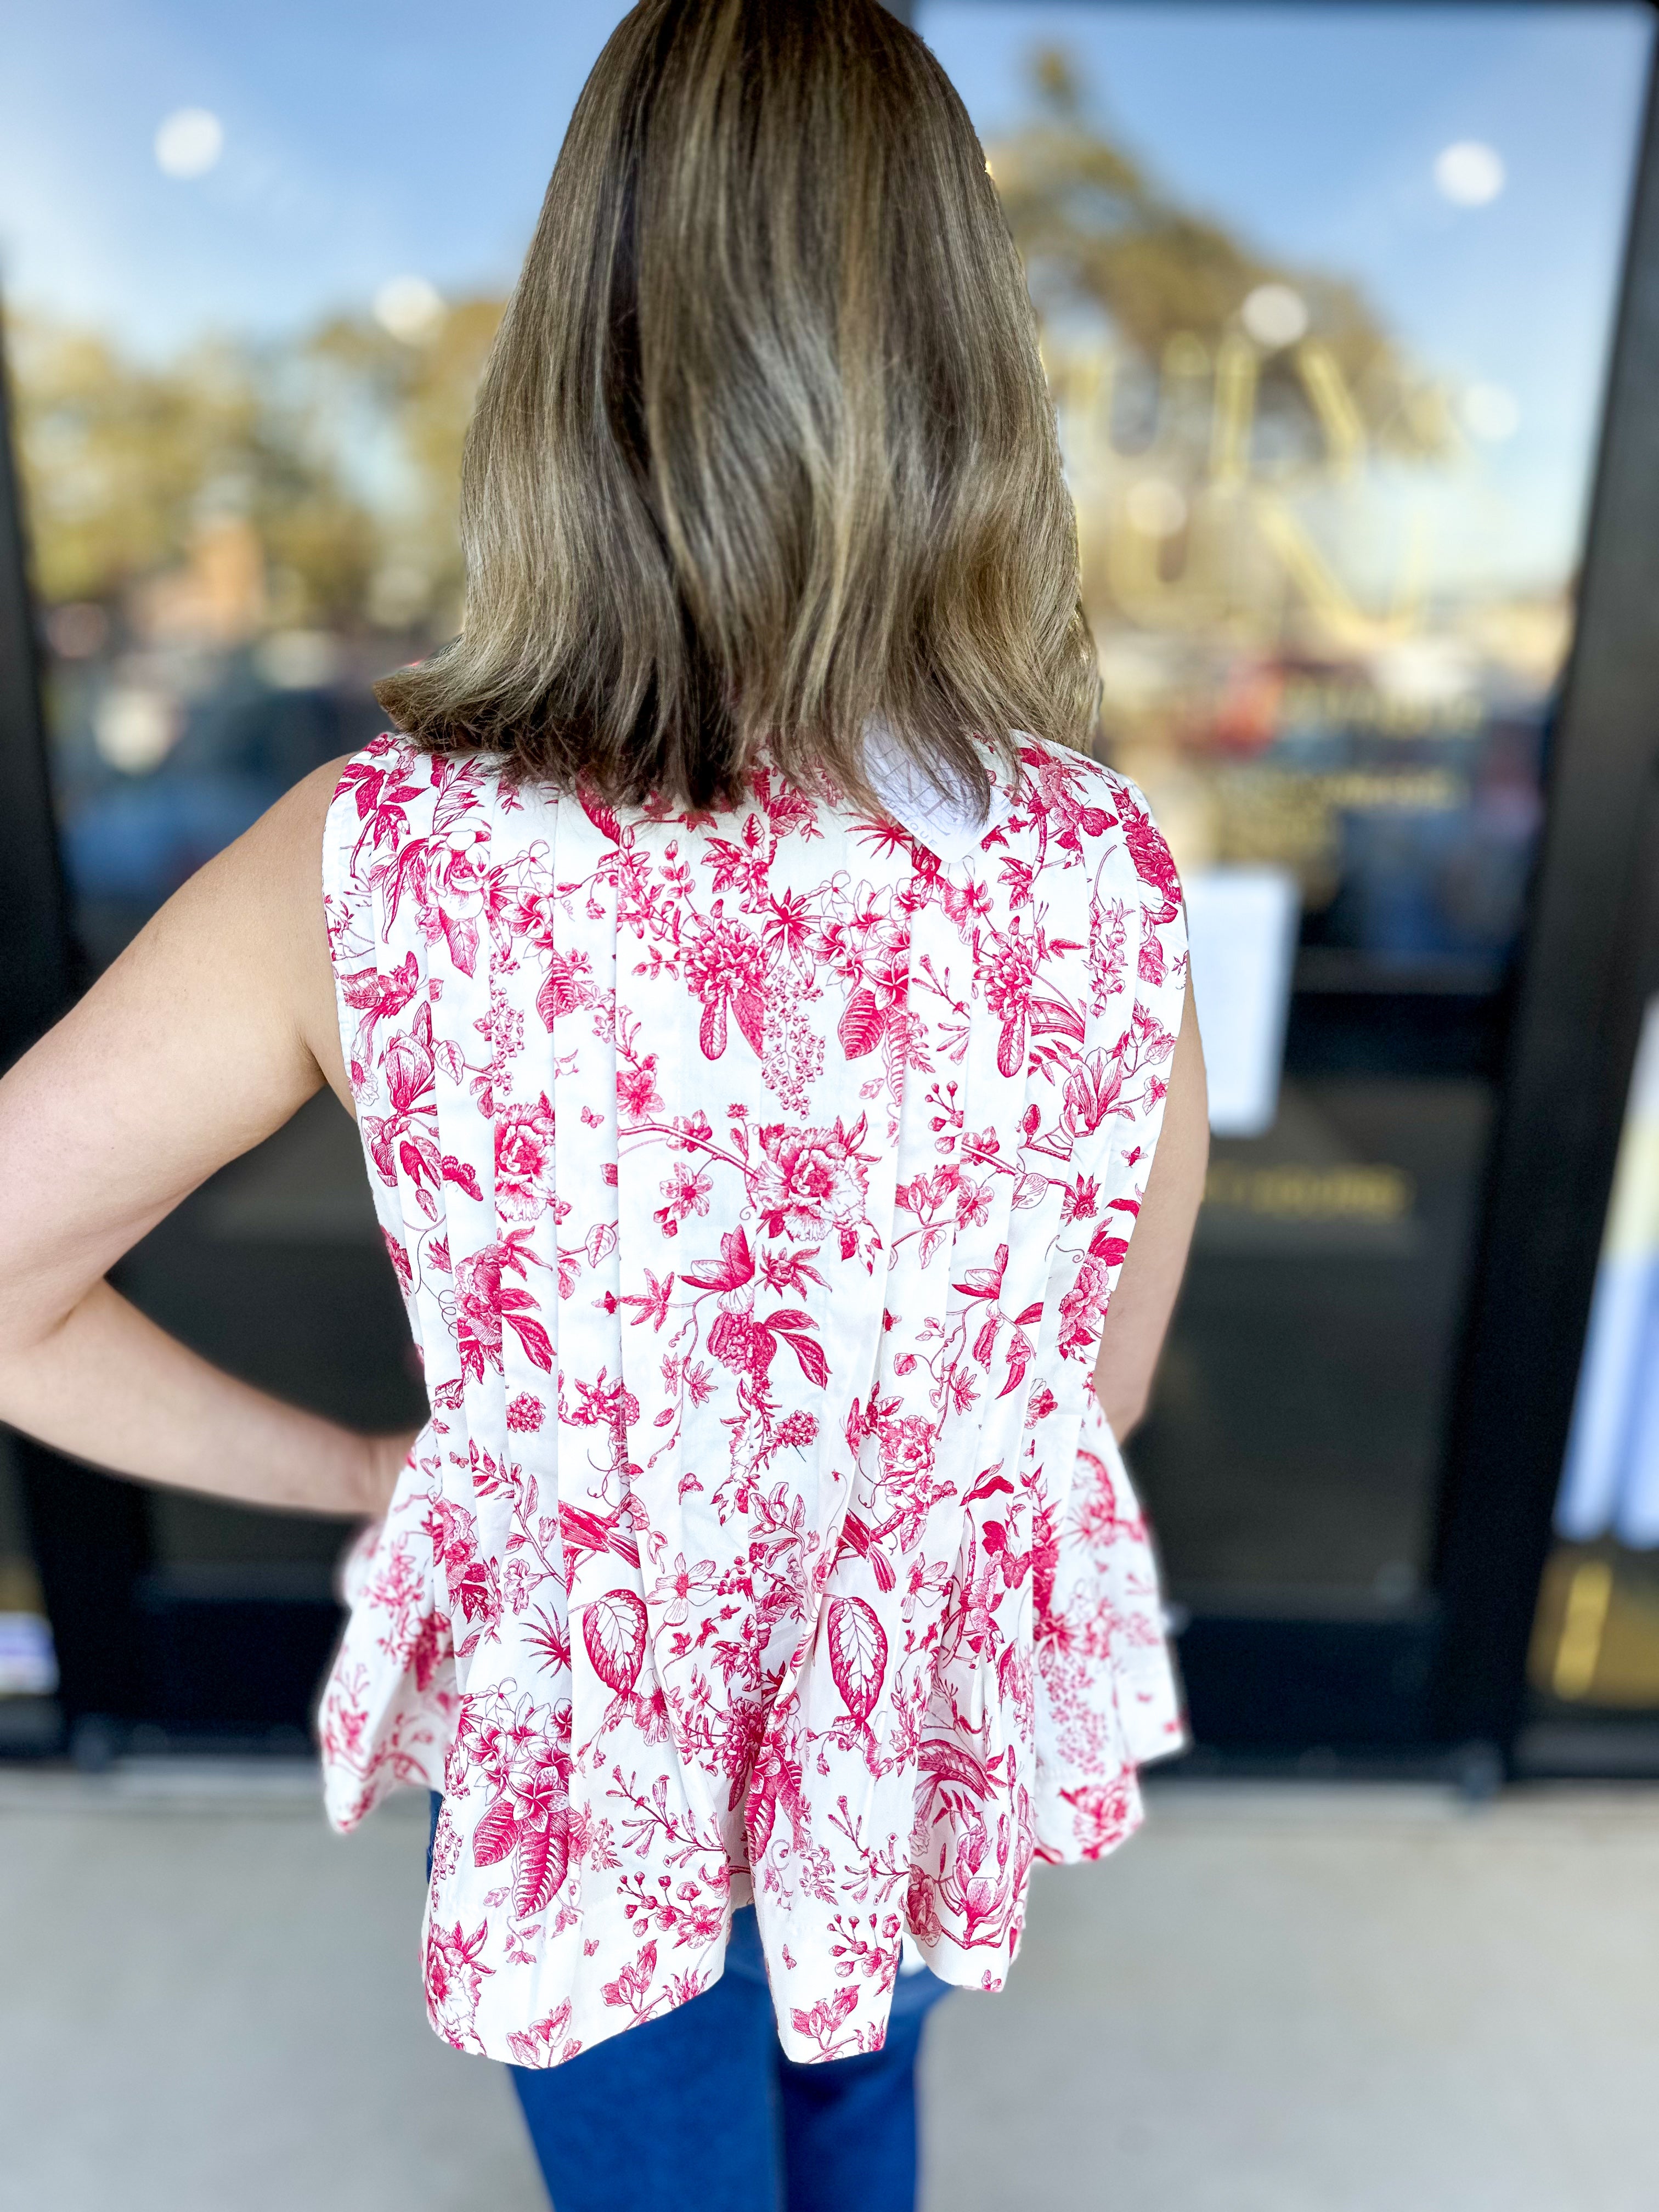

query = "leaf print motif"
[775,1326,828,1387]
[506,2002,573,2068]
[731,988,765,1058]
[758,1308,828,1387]
[791,1984,859,2053]
[1028,995,1086,1042]
[472,1795,520,1867]
[917,1737,994,1795]
[514,1813,571,1918]
[316,727,1189,2075]
[836,1509,898,1592]
[838,987,885,1058]
[583,1589,650,1695]
[538,951,592,1031]
[683,1226,755,1294]
[579,788,623,845]
[996,1012,1026,1080]
[826,1595,886,1724]
[441,907,481,977]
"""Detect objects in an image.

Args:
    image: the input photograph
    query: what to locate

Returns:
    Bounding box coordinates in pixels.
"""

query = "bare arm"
[1094,974,1208,1441]
[0,757,413,1517]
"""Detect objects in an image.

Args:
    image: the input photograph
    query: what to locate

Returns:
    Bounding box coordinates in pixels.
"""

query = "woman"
[0,2,1207,2205]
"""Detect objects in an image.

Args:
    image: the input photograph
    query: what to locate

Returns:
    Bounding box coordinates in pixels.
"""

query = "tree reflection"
[10,297,503,642]
[990,48,1451,466]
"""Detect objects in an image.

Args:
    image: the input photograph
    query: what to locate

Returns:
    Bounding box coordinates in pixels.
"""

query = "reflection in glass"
[1,1,624,967]
[923,1,1652,1606]
[11,298,505,964]
[0,1,625,1639]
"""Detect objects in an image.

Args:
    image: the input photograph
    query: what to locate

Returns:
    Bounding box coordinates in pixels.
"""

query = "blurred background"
[3,4,1659,2203]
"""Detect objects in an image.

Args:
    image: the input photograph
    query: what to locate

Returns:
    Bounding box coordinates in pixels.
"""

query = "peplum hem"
[314,730,1188,2066]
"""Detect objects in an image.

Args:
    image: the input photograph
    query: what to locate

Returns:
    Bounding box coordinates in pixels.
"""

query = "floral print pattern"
[318,729,1187,2067]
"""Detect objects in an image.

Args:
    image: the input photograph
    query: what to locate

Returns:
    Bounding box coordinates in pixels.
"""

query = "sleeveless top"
[316,727,1188,2068]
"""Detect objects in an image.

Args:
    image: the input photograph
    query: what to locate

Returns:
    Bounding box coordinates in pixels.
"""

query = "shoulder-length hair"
[376,0,1099,814]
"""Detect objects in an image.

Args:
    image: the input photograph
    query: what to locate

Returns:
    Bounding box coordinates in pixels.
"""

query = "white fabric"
[317,729,1188,2067]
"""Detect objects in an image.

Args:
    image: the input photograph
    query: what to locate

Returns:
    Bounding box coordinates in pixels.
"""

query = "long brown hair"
[376,0,1098,813]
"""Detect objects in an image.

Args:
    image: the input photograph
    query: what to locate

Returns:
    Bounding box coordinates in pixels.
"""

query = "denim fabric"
[426,1793,950,2210]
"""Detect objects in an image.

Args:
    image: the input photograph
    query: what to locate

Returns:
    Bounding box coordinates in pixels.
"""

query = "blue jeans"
[427,1795,951,2211]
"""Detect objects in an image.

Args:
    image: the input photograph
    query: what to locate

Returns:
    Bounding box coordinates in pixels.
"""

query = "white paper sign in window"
[1183,867,1300,1139]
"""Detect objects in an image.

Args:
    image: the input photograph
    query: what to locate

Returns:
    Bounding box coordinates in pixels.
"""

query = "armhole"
[1084,772,1191,1314]
[319,746,380,1096]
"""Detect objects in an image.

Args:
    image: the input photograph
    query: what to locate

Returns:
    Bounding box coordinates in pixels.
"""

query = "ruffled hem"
[315,727,1192,2068]
[317,1405,1183,2065]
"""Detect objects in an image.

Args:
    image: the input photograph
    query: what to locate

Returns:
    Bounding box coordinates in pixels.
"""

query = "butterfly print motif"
[316,730,1187,2068]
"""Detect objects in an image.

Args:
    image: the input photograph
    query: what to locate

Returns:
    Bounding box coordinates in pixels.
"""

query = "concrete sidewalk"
[2,1765,1656,2210]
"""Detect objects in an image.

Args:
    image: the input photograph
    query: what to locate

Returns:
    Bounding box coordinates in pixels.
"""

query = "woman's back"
[321,726,1187,2063]
[0,5,1210,2196]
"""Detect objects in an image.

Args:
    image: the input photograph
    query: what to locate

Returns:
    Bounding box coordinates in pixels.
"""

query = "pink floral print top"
[317,727,1188,2068]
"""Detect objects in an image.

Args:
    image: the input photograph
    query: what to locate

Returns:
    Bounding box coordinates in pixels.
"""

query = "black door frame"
[0,302,153,1755]
[1431,32,1659,1757]
[4,4,1659,1764]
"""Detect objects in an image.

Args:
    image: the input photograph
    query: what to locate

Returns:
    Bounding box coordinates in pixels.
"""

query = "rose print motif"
[683,912,767,1060]
[452,1239,554,1380]
[495,1095,558,1222]
[317,729,1188,2074]
[381,1226,413,1297]
[1056,1255,1113,1364]
[751,1119,872,1252]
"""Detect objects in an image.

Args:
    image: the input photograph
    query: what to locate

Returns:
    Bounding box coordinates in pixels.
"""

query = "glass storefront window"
[920,2,1654,1612]
[2,2,1655,1738]
[0,4,630,1701]
[1,4,624,968]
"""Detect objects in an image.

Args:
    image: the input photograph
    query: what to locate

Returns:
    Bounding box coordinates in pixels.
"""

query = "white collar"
[862,718,1007,865]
